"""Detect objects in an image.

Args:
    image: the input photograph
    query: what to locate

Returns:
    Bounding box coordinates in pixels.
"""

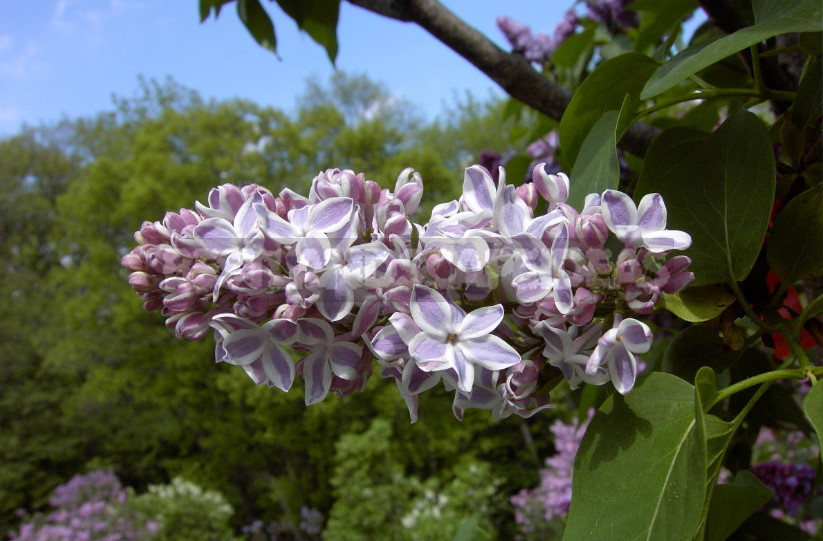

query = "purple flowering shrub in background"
[8,471,158,541]
[510,413,592,540]
[122,163,692,422]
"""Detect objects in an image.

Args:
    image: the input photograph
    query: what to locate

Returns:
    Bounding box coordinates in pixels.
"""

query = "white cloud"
[51,0,146,36]
[0,41,43,81]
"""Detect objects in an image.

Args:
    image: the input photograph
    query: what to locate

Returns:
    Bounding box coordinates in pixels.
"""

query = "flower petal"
[222,329,265,366]
[261,344,295,392]
[640,230,692,253]
[307,197,354,232]
[618,318,653,353]
[453,348,475,393]
[609,344,637,394]
[296,230,331,269]
[317,266,354,322]
[459,305,504,339]
[601,189,638,230]
[462,165,497,212]
[410,285,453,339]
[370,325,409,360]
[409,334,452,371]
[460,335,521,371]
[194,218,238,255]
[494,184,529,237]
[636,193,667,232]
[302,353,332,405]
[437,237,490,272]
[329,342,362,380]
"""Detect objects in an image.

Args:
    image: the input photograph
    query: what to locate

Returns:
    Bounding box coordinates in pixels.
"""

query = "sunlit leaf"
[565,373,707,541]
[559,53,659,165]
[568,110,620,209]
[660,285,735,323]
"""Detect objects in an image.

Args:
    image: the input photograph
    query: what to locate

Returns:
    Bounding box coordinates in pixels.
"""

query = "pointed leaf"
[660,285,735,322]
[236,0,277,53]
[275,0,340,64]
[642,0,822,99]
[565,373,707,541]
[559,52,659,166]
[705,471,774,541]
[635,110,775,285]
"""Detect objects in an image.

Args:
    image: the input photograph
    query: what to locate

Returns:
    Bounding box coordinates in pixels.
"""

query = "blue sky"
[0,1,575,136]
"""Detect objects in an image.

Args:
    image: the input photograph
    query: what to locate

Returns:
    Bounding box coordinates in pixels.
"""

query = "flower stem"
[710,366,823,408]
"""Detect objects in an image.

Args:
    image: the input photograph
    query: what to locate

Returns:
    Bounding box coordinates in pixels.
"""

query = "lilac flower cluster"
[9,471,158,541]
[585,0,639,29]
[122,163,692,422]
[750,461,817,516]
[496,12,577,64]
[511,413,592,537]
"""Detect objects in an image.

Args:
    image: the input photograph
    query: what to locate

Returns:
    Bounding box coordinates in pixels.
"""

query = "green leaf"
[564,373,707,541]
[560,53,659,165]
[660,285,735,322]
[798,293,823,331]
[453,517,493,541]
[789,55,822,131]
[799,32,823,55]
[663,326,738,383]
[706,471,774,541]
[641,0,822,99]
[552,24,595,68]
[236,0,277,52]
[631,0,698,53]
[804,382,823,459]
[503,155,532,187]
[695,366,718,413]
[568,110,620,209]
[199,0,234,22]
[635,109,776,286]
[767,184,823,283]
[275,0,340,64]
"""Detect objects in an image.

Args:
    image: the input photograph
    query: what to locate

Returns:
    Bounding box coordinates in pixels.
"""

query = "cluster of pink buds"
[122,164,693,422]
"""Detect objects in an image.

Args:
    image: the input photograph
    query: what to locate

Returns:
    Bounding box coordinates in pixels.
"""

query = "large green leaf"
[236,0,277,52]
[705,471,774,541]
[804,382,823,459]
[276,0,340,64]
[767,184,823,283]
[635,109,775,286]
[660,285,735,323]
[642,0,822,99]
[568,110,620,209]
[559,53,659,165]
[663,326,738,383]
[564,373,707,541]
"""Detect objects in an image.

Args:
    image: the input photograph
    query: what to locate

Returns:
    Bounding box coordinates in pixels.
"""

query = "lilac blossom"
[124,160,693,422]
[511,413,593,536]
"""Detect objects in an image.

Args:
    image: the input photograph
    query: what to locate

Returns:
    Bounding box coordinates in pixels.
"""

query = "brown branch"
[346,0,660,157]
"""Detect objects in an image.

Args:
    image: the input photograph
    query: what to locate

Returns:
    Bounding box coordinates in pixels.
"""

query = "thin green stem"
[750,45,766,93]
[710,368,821,407]
[786,331,812,369]
[632,87,796,124]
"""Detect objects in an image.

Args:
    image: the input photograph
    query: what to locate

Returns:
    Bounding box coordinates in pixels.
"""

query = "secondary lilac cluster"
[9,471,158,541]
[750,462,817,517]
[496,12,577,64]
[122,164,693,422]
[511,413,592,538]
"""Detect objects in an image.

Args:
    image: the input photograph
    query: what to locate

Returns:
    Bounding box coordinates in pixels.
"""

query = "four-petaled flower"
[407,285,521,393]
[585,317,652,394]
[601,190,692,253]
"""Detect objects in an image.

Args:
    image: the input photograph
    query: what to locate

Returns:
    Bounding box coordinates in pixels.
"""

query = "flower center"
[445,332,458,344]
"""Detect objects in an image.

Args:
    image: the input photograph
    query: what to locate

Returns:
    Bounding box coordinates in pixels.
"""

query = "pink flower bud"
[139,221,168,245]
[121,252,145,272]
[516,183,538,209]
[128,272,155,293]
[532,164,569,205]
